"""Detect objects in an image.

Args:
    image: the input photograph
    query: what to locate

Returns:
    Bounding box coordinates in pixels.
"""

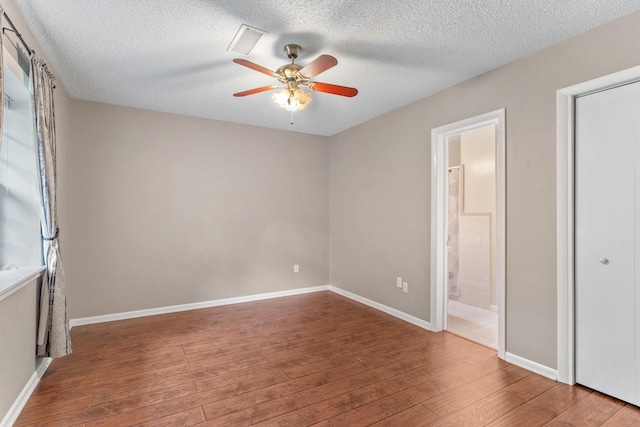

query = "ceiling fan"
[233,44,358,119]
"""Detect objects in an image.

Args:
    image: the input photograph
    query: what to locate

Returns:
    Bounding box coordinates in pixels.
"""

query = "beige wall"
[0,280,37,421]
[329,10,640,369]
[448,135,461,167]
[68,102,329,318]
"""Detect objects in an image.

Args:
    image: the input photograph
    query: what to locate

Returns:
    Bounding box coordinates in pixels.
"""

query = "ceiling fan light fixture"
[271,87,312,112]
[227,24,267,55]
[271,89,290,107]
[294,88,312,110]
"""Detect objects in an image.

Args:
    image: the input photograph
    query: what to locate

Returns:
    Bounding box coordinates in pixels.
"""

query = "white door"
[575,81,640,405]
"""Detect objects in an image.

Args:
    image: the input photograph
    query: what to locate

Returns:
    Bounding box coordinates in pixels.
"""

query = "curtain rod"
[2,10,33,56]
[1,8,57,89]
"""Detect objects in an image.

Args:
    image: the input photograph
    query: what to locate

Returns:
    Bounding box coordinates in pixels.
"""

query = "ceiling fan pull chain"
[290,110,294,125]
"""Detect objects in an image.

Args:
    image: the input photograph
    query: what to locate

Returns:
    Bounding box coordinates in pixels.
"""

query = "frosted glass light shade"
[272,87,312,112]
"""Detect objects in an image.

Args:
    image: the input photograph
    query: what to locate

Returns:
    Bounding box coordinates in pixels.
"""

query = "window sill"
[0,266,46,302]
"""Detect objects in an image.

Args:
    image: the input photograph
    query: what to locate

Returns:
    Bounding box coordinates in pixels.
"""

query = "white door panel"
[575,81,639,405]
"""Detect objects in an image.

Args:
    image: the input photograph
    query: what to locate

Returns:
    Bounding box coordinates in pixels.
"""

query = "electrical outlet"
[402,282,408,293]
[396,277,402,288]
[294,264,299,273]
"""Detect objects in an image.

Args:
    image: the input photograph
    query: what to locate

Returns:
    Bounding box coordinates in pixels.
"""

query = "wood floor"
[16,291,640,426]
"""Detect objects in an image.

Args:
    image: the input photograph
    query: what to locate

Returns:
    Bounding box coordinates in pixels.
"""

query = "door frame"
[556,65,640,385]
[430,109,506,359]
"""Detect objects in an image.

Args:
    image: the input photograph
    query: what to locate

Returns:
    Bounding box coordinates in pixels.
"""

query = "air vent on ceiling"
[227,24,267,55]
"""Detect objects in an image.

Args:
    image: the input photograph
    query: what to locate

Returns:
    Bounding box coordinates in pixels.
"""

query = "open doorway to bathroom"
[446,126,498,349]
[430,109,504,357]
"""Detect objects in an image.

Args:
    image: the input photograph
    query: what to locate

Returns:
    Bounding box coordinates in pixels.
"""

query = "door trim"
[556,65,640,385]
[430,109,506,359]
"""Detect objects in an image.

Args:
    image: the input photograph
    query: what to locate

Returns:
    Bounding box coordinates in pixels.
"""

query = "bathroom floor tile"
[447,300,498,349]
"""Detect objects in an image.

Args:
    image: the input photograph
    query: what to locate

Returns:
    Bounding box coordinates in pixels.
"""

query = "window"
[0,38,41,270]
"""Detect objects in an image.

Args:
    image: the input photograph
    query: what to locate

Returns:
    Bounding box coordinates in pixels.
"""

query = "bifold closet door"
[575,80,640,406]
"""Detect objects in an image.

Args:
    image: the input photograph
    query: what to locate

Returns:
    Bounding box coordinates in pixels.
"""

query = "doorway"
[431,109,505,359]
[446,126,498,348]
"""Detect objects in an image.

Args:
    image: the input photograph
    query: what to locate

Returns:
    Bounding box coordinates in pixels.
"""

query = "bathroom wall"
[447,166,462,299]
[458,213,492,309]
[460,126,496,215]
[460,126,497,308]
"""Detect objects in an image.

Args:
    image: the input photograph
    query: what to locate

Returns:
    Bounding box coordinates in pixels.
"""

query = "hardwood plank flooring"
[16,291,640,426]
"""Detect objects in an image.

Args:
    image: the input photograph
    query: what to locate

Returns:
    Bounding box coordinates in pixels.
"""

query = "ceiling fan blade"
[308,82,358,97]
[233,59,279,78]
[233,85,278,97]
[299,55,338,78]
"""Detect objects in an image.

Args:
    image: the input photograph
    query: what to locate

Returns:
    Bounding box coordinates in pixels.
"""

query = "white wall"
[68,102,329,318]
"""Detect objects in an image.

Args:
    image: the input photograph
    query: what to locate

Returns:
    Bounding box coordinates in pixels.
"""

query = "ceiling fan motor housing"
[284,44,302,59]
[276,63,305,80]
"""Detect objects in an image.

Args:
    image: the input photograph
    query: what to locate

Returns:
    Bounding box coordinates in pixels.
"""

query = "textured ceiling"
[12,0,640,136]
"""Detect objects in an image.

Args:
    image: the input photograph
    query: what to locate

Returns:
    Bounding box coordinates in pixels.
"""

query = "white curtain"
[32,54,72,358]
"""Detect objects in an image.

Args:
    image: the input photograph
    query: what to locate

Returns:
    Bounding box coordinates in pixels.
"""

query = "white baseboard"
[1,357,51,427]
[69,285,432,335]
[329,286,431,331]
[505,352,558,380]
[70,286,330,329]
